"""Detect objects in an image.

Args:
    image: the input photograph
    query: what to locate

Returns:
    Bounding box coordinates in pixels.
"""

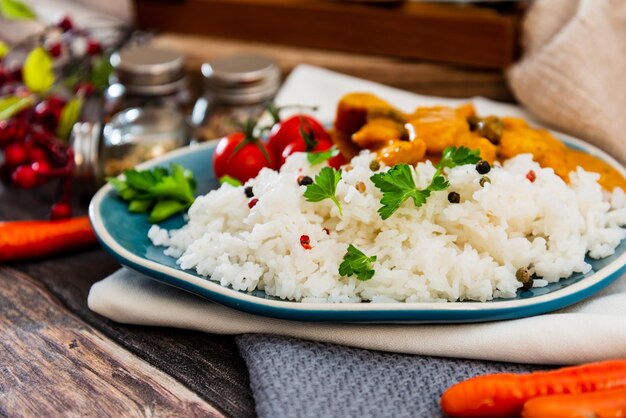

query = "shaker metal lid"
[202,54,280,86]
[112,46,185,88]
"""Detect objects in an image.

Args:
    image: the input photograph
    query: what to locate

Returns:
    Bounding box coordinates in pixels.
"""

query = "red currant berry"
[50,202,72,220]
[34,100,62,130]
[11,165,39,188]
[28,146,49,163]
[46,42,63,58]
[0,120,15,146]
[4,143,27,165]
[47,95,66,110]
[9,66,22,83]
[57,15,74,32]
[86,39,101,56]
[31,160,51,174]
[75,81,96,96]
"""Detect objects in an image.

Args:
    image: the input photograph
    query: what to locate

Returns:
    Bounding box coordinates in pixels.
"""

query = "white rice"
[149,152,626,303]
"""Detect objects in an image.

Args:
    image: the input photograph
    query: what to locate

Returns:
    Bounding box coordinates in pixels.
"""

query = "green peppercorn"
[479,176,491,187]
[447,191,460,204]
[516,267,533,291]
[475,160,491,175]
[369,160,381,171]
[480,116,503,145]
[467,115,482,132]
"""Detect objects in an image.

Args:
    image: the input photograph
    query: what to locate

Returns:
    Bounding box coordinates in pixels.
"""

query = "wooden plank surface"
[0,182,256,418]
[153,33,515,102]
[0,267,223,418]
[136,0,520,68]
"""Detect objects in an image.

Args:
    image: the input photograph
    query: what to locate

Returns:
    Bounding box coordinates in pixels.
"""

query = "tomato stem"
[229,118,273,166]
[265,101,319,124]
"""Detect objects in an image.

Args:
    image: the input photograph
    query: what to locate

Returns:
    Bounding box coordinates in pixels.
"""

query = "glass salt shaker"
[193,54,280,141]
[71,47,190,185]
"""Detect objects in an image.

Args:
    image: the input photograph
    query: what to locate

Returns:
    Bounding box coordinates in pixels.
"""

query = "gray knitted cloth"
[236,335,546,418]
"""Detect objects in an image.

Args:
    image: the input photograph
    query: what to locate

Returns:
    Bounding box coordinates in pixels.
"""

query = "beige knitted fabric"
[507,0,626,163]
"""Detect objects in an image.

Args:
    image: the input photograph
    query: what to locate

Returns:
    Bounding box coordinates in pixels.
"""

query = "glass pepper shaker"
[193,53,280,141]
[106,46,192,114]
[71,47,191,185]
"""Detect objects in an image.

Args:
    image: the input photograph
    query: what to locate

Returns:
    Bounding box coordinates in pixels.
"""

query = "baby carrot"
[522,387,626,418]
[440,360,626,418]
[0,216,98,262]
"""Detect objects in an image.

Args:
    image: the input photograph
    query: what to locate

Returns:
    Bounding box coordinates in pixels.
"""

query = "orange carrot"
[440,360,626,418]
[0,216,98,262]
[522,387,626,418]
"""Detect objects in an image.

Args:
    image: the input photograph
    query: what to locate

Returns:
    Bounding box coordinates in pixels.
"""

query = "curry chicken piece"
[499,117,569,178]
[406,105,473,154]
[376,139,426,167]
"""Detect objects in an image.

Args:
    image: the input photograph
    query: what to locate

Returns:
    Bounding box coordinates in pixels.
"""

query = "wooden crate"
[134,0,521,69]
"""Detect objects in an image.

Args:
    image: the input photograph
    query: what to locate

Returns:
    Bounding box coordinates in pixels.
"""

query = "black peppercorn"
[244,186,254,198]
[475,160,491,174]
[298,176,313,186]
[447,191,460,204]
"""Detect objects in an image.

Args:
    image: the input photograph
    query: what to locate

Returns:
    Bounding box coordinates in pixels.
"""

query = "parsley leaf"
[437,146,481,170]
[370,146,480,220]
[307,146,340,166]
[339,244,377,281]
[107,164,196,223]
[303,166,343,215]
[370,164,430,220]
[219,175,242,187]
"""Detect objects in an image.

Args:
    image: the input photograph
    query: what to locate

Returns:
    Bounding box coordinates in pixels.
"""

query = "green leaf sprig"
[0,95,34,120]
[307,146,339,166]
[23,46,55,93]
[0,41,9,59]
[219,175,242,187]
[370,146,480,220]
[107,164,196,223]
[303,166,343,215]
[57,97,83,140]
[0,0,36,20]
[339,244,377,281]
[436,146,482,172]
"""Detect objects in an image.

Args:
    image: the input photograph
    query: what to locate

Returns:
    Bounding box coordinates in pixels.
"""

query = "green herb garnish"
[437,146,481,171]
[1,0,36,20]
[370,146,480,220]
[107,164,196,223]
[303,166,343,215]
[23,46,54,93]
[339,244,377,281]
[307,146,340,166]
[219,175,242,187]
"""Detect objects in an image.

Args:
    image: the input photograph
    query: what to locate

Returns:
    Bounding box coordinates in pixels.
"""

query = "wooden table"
[0,37,513,417]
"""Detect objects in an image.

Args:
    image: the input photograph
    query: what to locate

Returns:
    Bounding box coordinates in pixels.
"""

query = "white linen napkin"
[89,65,626,365]
[507,0,626,163]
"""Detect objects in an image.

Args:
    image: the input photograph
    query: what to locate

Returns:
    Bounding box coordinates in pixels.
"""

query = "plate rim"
[89,129,626,321]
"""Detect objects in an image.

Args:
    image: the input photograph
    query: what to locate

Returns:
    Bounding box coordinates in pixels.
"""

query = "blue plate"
[90,134,626,323]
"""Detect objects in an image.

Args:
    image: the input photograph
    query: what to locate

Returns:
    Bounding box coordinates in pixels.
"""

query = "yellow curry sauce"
[332,93,626,191]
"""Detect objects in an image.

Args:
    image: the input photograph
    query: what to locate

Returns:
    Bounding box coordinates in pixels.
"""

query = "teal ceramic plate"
[90,133,626,323]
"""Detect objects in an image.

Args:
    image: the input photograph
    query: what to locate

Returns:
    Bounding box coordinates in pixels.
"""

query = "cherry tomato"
[268,114,330,162]
[280,138,346,169]
[213,132,276,183]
